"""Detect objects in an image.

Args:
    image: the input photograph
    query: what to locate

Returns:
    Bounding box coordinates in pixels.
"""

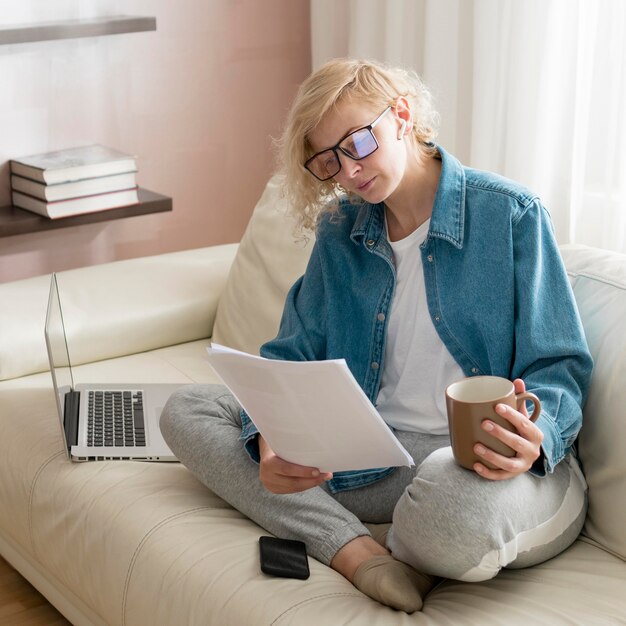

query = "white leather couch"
[1,178,625,625]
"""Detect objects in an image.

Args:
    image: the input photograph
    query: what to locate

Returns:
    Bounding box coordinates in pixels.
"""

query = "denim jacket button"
[367,239,375,247]
[377,313,385,322]
[427,254,434,262]
[471,367,479,374]
[371,362,379,370]
[434,314,441,322]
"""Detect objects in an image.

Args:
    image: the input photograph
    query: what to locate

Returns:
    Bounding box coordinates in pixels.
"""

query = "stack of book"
[10,145,139,219]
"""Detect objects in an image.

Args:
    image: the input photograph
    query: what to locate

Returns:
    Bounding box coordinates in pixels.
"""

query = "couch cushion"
[0,245,237,382]
[560,244,626,561]
[125,528,626,625]
[212,175,315,354]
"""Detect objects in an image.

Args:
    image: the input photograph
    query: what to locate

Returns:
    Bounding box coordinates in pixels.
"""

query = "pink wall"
[0,0,311,283]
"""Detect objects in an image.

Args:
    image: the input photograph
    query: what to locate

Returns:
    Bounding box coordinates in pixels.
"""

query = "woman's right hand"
[258,435,333,494]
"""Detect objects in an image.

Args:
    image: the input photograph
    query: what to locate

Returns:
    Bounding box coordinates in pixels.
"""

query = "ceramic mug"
[445,376,541,470]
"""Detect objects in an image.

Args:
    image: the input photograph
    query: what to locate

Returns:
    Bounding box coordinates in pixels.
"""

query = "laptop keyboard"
[87,390,146,447]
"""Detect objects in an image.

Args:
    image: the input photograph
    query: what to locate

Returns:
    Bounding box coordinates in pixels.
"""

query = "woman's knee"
[389,447,511,580]
[160,385,200,435]
[160,385,198,447]
[390,450,583,581]
[160,384,237,441]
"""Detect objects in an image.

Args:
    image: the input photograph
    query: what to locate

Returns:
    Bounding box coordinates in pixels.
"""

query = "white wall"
[0,0,311,282]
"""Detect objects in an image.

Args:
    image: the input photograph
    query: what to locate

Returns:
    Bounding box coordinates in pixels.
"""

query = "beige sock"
[352,554,436,613]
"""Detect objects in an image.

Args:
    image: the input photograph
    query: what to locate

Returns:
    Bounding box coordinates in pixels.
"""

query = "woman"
[161,58,593,613]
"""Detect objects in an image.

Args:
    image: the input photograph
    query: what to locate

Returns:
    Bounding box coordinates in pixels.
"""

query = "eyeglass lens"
[343,128,378,159]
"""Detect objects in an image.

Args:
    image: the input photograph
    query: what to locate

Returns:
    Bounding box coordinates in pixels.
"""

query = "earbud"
[398,120,407,140]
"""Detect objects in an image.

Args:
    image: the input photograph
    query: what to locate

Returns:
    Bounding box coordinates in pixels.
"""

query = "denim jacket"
[240,146,593,493]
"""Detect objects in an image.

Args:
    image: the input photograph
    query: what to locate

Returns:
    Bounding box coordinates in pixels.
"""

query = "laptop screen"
[44,274,75,451]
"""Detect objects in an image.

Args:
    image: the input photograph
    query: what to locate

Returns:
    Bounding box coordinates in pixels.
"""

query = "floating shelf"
[0,15,156,46]
[0,188,172,237]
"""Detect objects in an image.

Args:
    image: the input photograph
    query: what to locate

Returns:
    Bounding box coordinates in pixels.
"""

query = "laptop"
[44,273,182,462]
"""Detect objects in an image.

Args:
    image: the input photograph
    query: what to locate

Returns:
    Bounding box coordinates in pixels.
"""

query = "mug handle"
[515,392,541,422]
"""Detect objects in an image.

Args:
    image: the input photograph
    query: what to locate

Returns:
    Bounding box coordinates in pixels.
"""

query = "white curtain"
[311,0,626,253]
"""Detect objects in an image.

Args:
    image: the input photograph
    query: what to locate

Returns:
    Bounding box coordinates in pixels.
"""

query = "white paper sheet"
[206,344,414,473]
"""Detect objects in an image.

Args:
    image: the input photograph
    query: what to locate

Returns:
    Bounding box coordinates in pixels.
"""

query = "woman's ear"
[394,96,412,140]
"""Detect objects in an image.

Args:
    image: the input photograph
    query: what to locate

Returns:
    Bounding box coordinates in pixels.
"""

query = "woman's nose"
[336,153,362,180]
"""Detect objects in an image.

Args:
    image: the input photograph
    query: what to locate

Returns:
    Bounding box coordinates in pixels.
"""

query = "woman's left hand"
[473,378,544,481]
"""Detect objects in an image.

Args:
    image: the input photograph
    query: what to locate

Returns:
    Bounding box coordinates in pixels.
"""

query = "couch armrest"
[0,244,238,382]
[559,243,626,561]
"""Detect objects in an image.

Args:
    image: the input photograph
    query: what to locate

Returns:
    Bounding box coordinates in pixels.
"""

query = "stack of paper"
[206,344,414,474]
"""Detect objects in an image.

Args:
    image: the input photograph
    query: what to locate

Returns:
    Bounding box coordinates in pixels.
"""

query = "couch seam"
[578,535,626,563]
[28,450,66,560]
[270,592,365,624]
[120,505,213,626]
[567,270,626,290]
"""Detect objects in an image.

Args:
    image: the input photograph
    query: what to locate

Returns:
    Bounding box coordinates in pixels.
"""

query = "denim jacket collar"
[350,145,466,250]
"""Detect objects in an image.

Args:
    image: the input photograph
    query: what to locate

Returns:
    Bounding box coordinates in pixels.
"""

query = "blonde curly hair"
[275,58,440,233]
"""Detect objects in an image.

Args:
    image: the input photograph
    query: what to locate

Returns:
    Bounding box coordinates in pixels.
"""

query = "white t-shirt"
[376,217,465,435]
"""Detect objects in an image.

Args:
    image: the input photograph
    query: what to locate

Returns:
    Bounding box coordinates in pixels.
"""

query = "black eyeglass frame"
[304,106,393,181]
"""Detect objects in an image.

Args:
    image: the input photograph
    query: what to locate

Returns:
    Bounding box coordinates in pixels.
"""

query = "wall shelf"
[0,188,172,238]
[0,15,156,46]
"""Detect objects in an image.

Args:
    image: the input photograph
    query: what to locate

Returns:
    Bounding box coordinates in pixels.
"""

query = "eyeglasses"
[304,106,392,181]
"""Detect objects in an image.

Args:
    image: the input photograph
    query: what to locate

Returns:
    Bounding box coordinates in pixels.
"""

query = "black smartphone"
[258,536,310,580]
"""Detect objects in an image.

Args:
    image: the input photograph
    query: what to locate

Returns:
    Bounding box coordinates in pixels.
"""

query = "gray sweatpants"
[160,384,587,581]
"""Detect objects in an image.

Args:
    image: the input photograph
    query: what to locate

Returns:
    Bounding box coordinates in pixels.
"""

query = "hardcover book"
[11,172,137,201]
[10,145,137,184]
[12,187,139,219]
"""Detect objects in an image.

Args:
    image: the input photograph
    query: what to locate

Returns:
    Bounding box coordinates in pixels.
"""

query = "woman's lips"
[357,177,375,192]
